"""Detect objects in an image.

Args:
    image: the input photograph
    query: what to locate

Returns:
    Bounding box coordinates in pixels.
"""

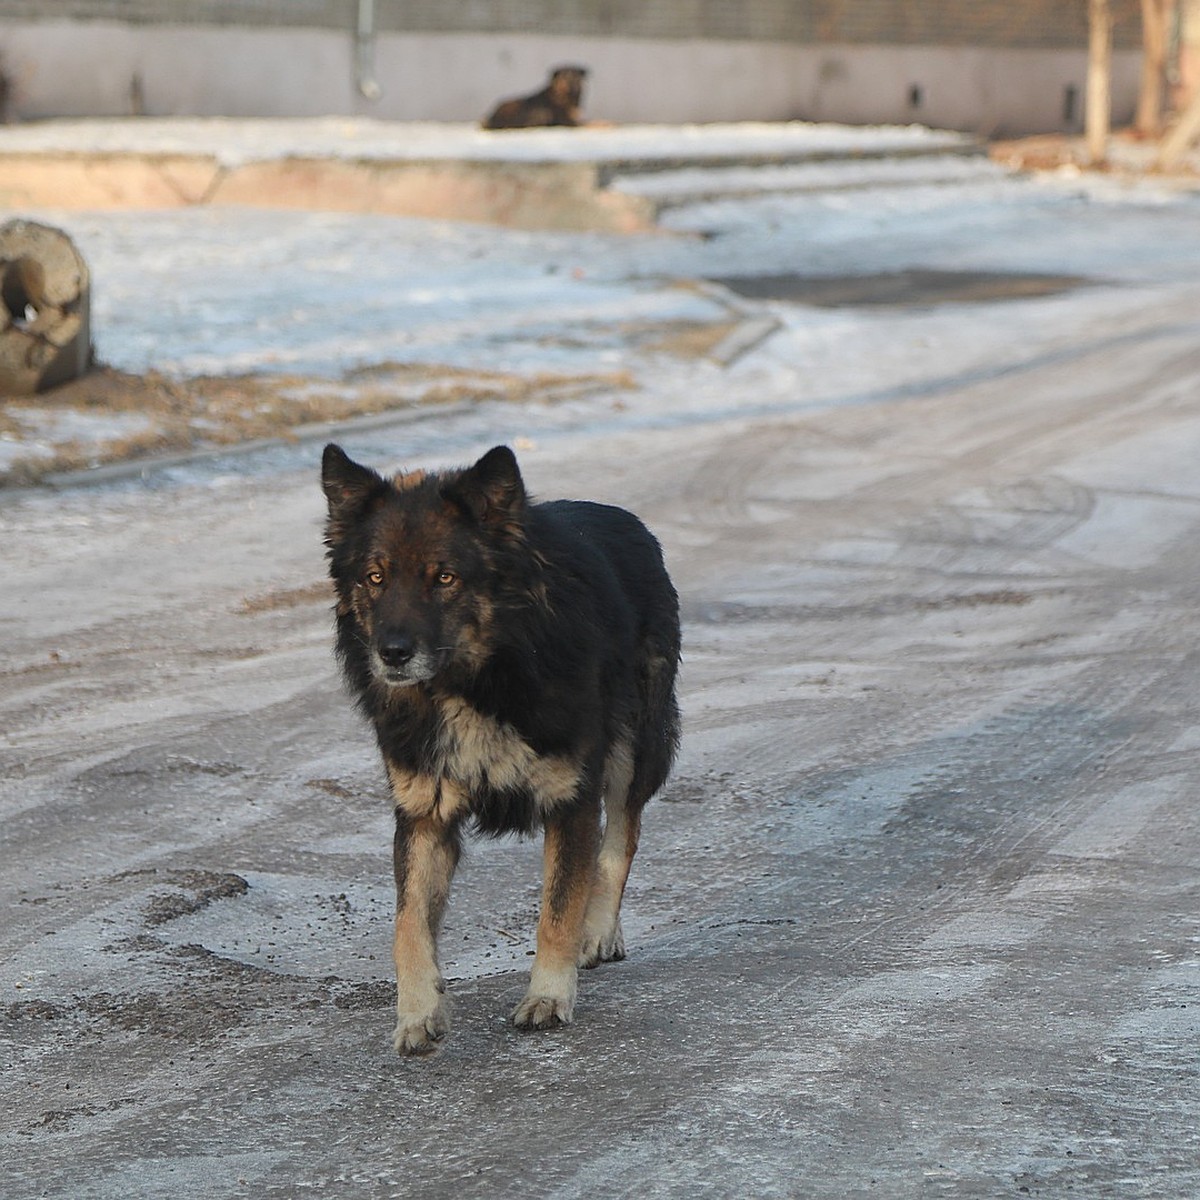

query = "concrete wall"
[0,22,1141,135]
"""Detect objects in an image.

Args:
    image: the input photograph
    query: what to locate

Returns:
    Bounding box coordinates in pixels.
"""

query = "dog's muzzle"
[373,634,438,686]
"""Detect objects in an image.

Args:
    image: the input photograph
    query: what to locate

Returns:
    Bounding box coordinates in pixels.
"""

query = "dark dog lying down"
[483,65,588,130]
[321,443,681,1054]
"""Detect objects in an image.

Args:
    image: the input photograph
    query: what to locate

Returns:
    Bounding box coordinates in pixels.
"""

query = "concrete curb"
[11,399,476,496]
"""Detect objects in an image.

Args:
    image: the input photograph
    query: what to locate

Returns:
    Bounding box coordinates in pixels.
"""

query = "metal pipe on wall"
[356,0,382,101]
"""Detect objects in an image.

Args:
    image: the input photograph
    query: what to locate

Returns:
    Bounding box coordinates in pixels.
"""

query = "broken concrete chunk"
[0,219,91,394]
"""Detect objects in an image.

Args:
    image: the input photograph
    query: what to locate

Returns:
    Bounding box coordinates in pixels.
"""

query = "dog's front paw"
[512,991,575,1030]
[393,1002,449,1056]
[579,919,625,969]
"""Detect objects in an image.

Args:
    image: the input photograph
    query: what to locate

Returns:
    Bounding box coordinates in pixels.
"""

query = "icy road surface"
[3,159,1200,1197]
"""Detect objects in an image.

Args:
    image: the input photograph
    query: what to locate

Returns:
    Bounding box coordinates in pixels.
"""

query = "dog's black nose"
[378,634,416,668]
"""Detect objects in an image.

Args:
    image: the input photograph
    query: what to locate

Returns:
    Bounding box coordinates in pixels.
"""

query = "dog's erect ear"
[445,445,525,527]
[321,443,387,518]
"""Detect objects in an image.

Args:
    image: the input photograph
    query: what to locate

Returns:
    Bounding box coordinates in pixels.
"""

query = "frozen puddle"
[711,268,1090,308]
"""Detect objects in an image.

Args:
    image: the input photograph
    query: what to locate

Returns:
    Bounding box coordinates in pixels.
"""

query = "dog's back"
[534,498,680,799]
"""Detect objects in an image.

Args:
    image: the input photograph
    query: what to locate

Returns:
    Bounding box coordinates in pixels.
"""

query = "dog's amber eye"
[435,571,457,587]
[365,570,384,588]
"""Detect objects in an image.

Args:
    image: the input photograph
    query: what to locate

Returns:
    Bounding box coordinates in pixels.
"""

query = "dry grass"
[0,361,636,486]
[238,582,331,614]
[0,307,746,486]
[630,318,742,358]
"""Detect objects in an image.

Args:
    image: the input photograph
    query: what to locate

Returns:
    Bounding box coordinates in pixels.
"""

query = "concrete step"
[609,152,1006,209]
[0,117,989,229]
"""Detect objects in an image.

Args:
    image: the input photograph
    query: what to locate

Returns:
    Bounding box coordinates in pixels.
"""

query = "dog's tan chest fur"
[440,697,582,806]
[387,698,581,820]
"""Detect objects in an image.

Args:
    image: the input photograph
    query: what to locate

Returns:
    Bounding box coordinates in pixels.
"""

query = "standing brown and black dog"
[322,443,681,1054]
[483,65,589,130]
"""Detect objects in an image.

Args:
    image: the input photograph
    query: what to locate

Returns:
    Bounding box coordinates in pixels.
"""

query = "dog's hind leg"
[513,798,599,1030]
[391,806,461,1055]
[579,739,638,968]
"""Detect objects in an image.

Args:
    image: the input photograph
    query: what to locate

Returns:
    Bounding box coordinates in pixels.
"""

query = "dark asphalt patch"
[711,268,1089,307]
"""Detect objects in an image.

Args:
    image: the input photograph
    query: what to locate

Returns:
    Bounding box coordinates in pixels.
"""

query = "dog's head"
[548,65,587,107]
[322,443,528,689]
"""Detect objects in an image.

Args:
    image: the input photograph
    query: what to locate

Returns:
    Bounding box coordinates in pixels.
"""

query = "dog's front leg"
[513,798,599,1030]
[392,807,460,1055]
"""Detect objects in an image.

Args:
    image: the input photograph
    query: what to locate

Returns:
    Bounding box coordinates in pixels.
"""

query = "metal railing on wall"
[0,0,1143,47]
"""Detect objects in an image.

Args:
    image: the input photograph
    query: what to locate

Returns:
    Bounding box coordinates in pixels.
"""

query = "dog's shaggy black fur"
[322,443,680,1053]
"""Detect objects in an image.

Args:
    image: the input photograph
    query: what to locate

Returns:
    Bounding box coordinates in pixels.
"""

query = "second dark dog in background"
[483,65,589,130]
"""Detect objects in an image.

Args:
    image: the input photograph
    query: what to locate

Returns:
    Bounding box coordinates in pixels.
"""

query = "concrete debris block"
[0,219,92,395]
